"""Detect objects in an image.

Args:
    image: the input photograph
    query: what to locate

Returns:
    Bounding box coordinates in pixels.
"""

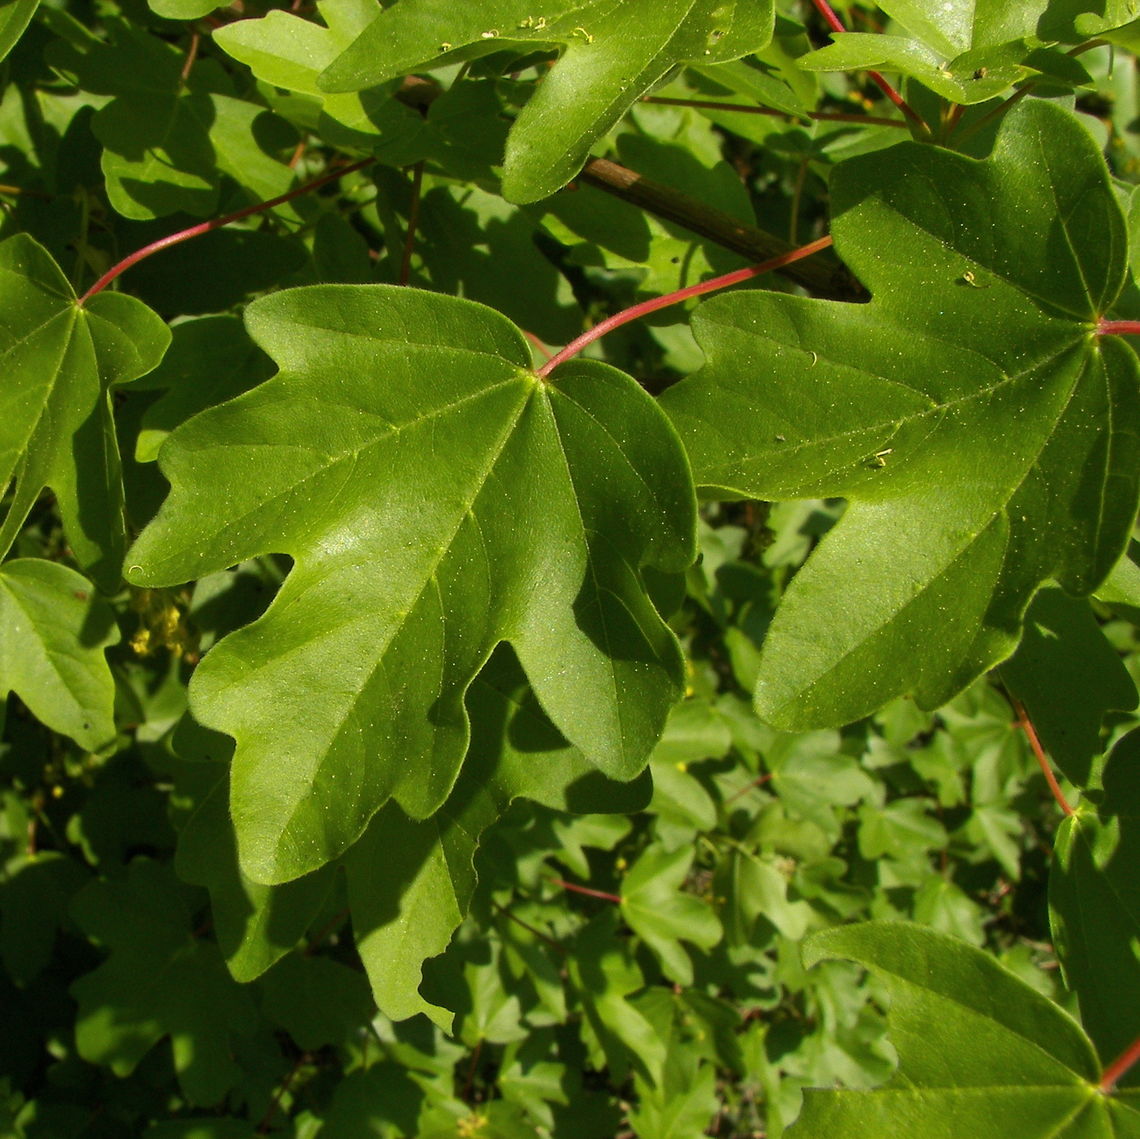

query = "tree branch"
[578,157,863,300]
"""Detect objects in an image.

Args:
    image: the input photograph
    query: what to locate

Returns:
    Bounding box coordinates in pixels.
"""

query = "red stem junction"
[77,157,376,304]
[1098,318,1140,337]
[536,235,833,378]
[1101,1032,1140,1092]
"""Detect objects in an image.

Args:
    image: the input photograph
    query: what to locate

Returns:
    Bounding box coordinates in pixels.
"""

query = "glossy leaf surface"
[317,0,775,202]
[662,99,1140,729]
[128,285,695,883]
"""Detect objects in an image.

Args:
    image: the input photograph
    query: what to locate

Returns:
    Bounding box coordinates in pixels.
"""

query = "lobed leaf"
[128,285,695,884]
[661,99,1140,729]
[346,646,650,1027]
[0,234,170,589]
[316,0,776,202]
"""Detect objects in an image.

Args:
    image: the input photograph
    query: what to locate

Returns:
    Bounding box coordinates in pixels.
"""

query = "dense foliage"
[3,0,1140,1135]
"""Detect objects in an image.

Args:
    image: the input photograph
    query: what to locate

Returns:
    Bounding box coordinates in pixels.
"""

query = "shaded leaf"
[70,860,257,1105]
[1001,586,1137,789]
[1050,729,1140,1077]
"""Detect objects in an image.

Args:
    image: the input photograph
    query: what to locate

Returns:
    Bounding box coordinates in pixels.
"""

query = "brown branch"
[578,157,863,300]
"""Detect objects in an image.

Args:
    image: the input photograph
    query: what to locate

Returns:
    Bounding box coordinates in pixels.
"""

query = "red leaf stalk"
[537,235,833,378]
[1011,695,1074,817]
[1101,1032,1140,1092]
[809,0,931,138]
[77,157,376,304]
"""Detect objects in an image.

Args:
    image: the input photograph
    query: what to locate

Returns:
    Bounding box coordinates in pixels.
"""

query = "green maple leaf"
[317,0,775,202]
[48,20,297,221]
[0,234,170,589]
[661,99,1140,730]
[792,922,1140,1137]
[214,0,428,156]
[128,286,695,885]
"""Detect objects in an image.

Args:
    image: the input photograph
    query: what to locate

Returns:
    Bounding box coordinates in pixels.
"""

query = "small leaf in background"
[570,910,667,1087]
[214,0,428,158]
[128,285,694,884]
[662,98,1140,730]
[47,19,298,221]
[792,921,1139,1137]
[0,561,119,751]
[620,846,722,986]
[317,0,776,202]
[0,852,89,985]
[0,234,169,588]
[1050,728,1140,1078]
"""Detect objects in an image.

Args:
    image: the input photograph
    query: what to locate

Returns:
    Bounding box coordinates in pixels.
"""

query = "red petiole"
[537,235,834,378]
[77,157,377,304]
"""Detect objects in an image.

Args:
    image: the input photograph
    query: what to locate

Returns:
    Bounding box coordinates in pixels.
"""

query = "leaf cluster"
[2,1,1140,1136]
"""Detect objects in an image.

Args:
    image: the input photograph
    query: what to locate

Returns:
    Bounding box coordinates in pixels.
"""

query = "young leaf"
[0,234,170,589]
[792,921,1140,1137]
[0,561,119,751]
[1050,729,1140,1077]
[316,0,776,202]
[127,285,695,884]
[661,98,1140,730]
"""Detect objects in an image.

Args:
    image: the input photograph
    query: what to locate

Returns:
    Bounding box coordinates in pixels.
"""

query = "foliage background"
[2,0,1140,1136]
